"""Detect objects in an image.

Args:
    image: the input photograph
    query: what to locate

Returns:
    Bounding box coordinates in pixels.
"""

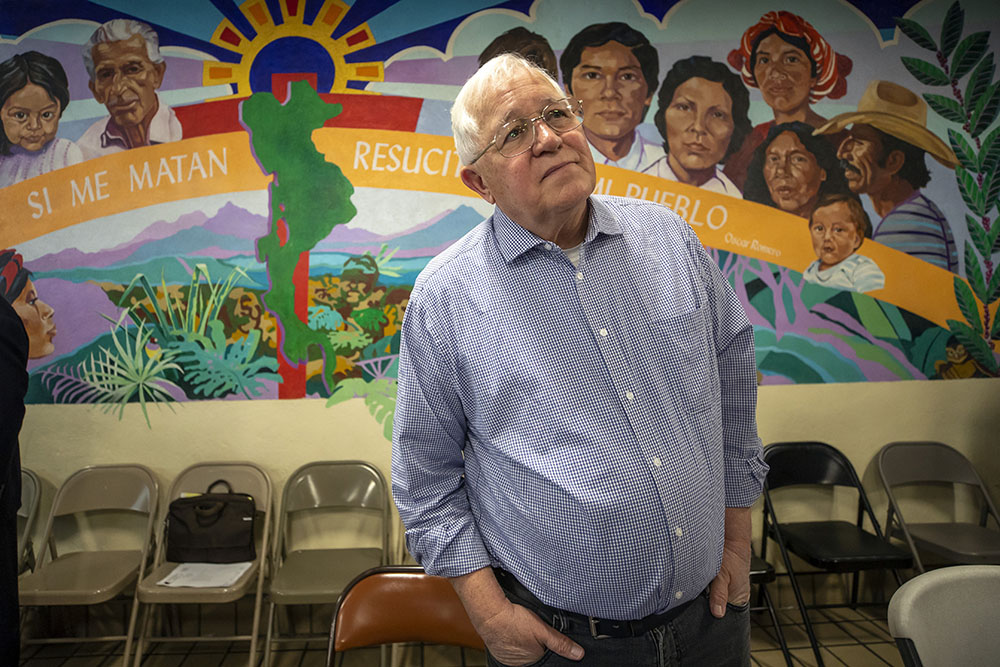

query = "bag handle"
[206,479,234,494]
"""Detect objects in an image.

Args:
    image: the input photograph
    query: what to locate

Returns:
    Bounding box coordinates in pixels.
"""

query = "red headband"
[0,249,25,301]
[727,10,852,102]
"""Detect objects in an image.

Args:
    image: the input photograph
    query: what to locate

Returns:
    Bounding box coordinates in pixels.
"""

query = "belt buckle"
[588,617,612,639]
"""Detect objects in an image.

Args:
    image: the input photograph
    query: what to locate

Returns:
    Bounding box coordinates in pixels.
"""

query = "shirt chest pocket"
[650,307,718,414]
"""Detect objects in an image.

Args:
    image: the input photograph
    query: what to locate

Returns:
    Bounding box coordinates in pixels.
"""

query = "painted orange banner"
[0,127,973,329]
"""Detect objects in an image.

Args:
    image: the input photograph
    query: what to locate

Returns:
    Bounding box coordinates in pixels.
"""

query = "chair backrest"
[327,565,484,664]
[34,464,158,568]
[878,441,986,488]
[888,565,1000,667]
[157,461,272,566]
[17,467,41,571]
[277,460,389,558]
[764,441,860,490]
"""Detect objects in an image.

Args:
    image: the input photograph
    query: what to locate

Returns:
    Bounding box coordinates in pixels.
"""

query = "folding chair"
[17,467,41,573]
[17,464,158,665]
[750,552,792,667]
[327,565,484,667]
[263,460,389,666]
[877,441,1000,573]
[888,564,1000,667]
[762,441,912,667]
[130,461,272,667]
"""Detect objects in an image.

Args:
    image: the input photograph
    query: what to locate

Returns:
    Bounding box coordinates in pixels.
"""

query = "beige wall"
[19,377,1000,552]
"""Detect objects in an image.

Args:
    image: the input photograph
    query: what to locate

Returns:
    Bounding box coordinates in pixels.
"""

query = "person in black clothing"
[0,248,30,663]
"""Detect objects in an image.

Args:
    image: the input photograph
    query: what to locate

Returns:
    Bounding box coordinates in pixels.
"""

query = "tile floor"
[19,605,903,667]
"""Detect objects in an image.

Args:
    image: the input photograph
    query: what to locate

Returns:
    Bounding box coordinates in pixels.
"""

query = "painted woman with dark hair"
[560,22,664,172]
[0,51,82,187]
[647,55,751,196]
[0,249,56,359]
[743,121,849,219]
[723,11,851,189]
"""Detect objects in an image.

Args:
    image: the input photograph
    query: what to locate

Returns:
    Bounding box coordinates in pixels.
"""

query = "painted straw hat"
[814,80,958,168]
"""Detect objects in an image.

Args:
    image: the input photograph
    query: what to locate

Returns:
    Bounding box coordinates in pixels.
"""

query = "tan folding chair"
[264,460,389,666]
[130,461,272,667]
[17,464,158,665]
[17,467,41,573]
[327,565,484,667]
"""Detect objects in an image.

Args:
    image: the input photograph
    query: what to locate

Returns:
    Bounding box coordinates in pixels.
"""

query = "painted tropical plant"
[896,1,1000,375]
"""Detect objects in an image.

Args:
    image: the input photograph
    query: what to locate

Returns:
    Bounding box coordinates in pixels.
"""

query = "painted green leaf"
[967,214,991,258]
[954,275,984,334]
[947,319,998,373]
[988,268,1000,304]
[925,93,966,123]
[951,32,989,80]
[901,57,951,86]
[940,1,964,59]
[965,241,988,300]
[966,53,995,110]
[992,223,1000,254]
[984,169,1000,217]
[895,17,937,51]
[980,125,1000,174]
[957,167,985,214]
[971,83,1000,138]
[992,313,1000,340]
[948,129,978,171]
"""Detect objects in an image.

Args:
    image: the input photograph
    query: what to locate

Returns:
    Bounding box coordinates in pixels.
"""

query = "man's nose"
[690,113,706,134]
[837,139,852,160]
[532,118,562,153]
[600,75,621,98]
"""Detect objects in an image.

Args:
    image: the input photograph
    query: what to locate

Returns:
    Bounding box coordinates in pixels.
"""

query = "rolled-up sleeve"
[391,282,492,577]
[690,230,768,507]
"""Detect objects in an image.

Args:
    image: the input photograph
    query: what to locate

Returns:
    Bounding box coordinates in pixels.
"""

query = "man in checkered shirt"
[392,53,767,667]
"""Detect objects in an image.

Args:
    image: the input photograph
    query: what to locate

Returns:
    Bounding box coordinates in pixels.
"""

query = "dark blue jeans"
[487,589,751,667]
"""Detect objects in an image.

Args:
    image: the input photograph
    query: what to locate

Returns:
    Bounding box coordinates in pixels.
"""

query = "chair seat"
[136,561,260,604]
[777,520,913,571]
[270,548,383,604]
[19,550,142,605]
[749,554,776,584]
[903,523,1000,563]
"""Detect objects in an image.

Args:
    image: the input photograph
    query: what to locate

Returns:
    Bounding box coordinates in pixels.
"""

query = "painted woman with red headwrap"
[724,10,852,190]
[0,249,55,359]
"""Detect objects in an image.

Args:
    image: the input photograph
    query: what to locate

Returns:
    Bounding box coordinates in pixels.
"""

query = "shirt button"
[625,391,634,401]
[598,328,608,337]
[652,457,662,467]
[576,271,584,281]
[675,591,684,600]
[675,526,683,537]
[544,243,553,250]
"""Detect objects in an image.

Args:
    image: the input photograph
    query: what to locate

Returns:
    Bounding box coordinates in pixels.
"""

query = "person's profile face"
[837,124,888,195]
[763,130,826,217]
[12,278,56,358]
[88,33,165,128]
[1,82,61,152]
[570,41,651,143]
[662,76,735,174]
[809,201,863,270]
[752,33,816,116]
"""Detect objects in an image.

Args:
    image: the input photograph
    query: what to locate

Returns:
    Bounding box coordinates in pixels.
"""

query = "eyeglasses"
[469,98,585,164]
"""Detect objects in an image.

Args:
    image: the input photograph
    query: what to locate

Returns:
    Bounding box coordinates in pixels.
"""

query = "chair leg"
[121,593,142,667]
[132,603,153,667]
[262,601,277,667]
[771,532,824,667]
[759,583,793,667]
[247,574,267,667]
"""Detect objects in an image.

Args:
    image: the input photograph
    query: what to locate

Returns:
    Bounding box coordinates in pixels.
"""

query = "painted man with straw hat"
[814,80,959,272]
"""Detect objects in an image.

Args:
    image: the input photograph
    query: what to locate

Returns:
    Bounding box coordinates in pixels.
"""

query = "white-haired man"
[392,54,767,667]
[77,19,181,159]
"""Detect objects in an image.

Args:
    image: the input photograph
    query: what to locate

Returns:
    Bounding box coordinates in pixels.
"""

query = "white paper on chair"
[157,562,253,587]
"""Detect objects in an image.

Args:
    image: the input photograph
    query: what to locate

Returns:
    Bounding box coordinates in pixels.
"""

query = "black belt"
[493,568,700,640]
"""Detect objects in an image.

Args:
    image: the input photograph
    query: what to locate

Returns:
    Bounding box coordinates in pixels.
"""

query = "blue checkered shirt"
[391,195,767,620]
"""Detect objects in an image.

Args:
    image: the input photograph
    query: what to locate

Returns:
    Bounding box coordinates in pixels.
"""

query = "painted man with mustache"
[815,80,958,272]
[77,19,181,160]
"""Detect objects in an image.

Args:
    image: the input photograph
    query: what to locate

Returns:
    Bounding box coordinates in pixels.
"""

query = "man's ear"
[460,165,495,204]
[152,61,166,90]
[883,149,905,176]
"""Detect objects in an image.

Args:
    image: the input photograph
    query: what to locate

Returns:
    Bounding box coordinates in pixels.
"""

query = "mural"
[0,0,997,433]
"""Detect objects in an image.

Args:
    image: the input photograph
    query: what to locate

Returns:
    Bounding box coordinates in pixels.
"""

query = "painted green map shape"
[241,80,357,377]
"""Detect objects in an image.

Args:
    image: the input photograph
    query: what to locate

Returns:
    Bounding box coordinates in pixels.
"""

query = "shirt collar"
[491,196,624,264]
